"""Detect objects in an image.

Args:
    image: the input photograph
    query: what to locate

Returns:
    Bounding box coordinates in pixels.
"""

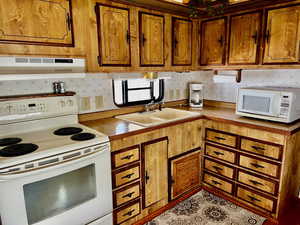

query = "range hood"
[0,56,85,74]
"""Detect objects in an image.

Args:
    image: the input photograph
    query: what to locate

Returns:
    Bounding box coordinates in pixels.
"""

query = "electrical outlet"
[169,89,174,100]
[95,96,104,109]
[80,97,91,111]
[176,89,181,99]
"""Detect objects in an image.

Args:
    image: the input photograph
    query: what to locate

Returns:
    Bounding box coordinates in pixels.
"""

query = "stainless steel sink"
[116,108,201,127]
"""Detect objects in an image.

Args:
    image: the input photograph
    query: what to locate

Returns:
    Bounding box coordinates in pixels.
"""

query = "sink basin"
[116,108,201,127]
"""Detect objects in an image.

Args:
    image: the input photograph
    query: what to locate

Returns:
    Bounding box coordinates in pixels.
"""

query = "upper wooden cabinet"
[263,5,300,64]
[172,17,192,66]
[96,4,131,66]
[228,12,261,64]
[139,12,165,66]
[0,0,73,46]
[200,18,226,66]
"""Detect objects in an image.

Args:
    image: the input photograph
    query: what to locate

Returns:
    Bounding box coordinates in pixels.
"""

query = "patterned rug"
[147,190,266,225]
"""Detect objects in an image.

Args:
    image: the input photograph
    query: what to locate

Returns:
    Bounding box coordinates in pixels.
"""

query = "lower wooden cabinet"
[114,200,141,224]
[169,150,201,200]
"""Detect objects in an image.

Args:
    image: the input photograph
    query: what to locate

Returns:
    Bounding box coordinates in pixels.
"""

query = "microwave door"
[238,90,281,117]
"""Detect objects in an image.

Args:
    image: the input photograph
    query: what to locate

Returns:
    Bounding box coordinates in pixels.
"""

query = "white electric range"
[0,94,113,225]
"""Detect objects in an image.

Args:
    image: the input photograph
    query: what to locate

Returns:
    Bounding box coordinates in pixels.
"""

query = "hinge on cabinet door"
[97,56,102,65]
[66,13,72,31]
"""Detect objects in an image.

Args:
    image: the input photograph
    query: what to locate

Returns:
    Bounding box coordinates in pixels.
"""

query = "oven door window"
[23,164,96,225]
[242,95,271,114]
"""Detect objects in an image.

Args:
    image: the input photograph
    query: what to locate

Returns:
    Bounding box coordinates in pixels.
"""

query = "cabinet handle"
[249,179,264,186]
[212,180,222,185]
[215,136,226,141]
[251,31,258,44]
[122,191,135,198]
[218,36,224,46]
[66,13,72,31]
[213,151,224,156]
[121,154,134,160]
[122,173,134,179]
[141,33,146,46]
[250,163,265,169]
[123,209,135,217]
[251,146,265,151]
[212,166,223,171]
[247,195,261,202]
[265,30,270,43]
[126,31,131,44]
[145,171,150,184]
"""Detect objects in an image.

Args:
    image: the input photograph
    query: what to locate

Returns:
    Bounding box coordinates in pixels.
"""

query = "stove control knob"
[67,99,74,107]
[60,101,66,108]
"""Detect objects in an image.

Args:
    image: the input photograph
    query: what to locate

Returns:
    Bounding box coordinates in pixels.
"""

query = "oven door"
[237,89,281,117]
[0,147,113,225]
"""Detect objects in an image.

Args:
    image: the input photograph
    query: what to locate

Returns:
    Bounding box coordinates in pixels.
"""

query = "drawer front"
[113,146,140,169]
[241,138,282,160]
[114,165,140,188]
[205,144,236,163]
[114,183,140,207]
[238,171,277,195]
[206,129,237,148]
[239,155,280,178]
[204,158,234,179]
[115,200,140,224]
[237,186,276,212]
[203,172,233,194]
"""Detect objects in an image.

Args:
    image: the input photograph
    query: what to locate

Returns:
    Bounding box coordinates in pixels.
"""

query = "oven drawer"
[240,138,282,160]
[205,144,236,164]
[206,129,237,148]
[113,182,140,207]
[112,146,140,169]
[204,158,234,179]
[113,164,140,188]
[237,170,278,195]
[203,172,234,194]
[239,155,280,178]
[236,186,276,212]
[114,200,140,224]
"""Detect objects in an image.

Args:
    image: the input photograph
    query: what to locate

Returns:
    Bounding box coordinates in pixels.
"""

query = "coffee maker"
[189,83,203,108]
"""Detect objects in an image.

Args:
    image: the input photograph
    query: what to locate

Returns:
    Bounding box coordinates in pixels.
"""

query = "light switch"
[80,97,91,111]
[176,89,181,99]
[95,96,104,109]
[169,89,174,100]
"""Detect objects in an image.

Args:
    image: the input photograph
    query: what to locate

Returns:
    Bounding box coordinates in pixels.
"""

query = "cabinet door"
[0,0,73,46]
[97,5,131,66]
[200,18,226,65]
[142,137,168,208]
[228,12,261,64]
[172,17,192,66]
[170,150,201,200]
[140,12,164,66]
[263,5,300,64]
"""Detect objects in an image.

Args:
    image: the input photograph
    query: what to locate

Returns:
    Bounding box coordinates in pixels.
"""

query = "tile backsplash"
[1,70,300,114]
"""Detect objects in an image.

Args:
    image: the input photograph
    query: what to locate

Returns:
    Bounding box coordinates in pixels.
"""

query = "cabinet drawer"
[239,155,280,178]
[115,200,140,224]
[113,182,140,207]
[113,164,140,188]
[112,146,140,169]
[238,170,278,195]
[237,186,276,212]
[241,138,282,160]
[206,129,237,148]
[204,158,235,179]
[203,172,234,194]
[205,144,236,163]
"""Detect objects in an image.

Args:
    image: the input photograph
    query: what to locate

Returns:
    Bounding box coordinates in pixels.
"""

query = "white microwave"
[236,86,300,123]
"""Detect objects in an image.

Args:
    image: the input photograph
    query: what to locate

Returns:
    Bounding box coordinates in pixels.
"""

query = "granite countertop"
[81,106,300,140]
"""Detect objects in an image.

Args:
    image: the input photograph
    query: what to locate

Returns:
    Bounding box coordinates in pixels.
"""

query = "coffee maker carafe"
[189,83,203,108]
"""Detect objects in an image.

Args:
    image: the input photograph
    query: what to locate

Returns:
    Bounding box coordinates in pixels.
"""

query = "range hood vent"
[0,56,85,74]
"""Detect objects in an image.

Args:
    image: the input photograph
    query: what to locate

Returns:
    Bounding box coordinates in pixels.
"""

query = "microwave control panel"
[279,93,291,117]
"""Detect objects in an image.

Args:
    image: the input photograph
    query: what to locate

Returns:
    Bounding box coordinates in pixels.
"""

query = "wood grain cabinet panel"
[203,172,234,194]
[263,5,300,64]
[170,150,201,200]
[139,12,164,66]
[228,12,261,64]
[204,158,235,179]
[96,5,131,66]
[0,0,73,46]
[142,137,168,208]
[114,183,140,207]
[206,129,237,148]
[112,145,140,169]
[200,18,226,65]
[113,164,140,188]
[172,17,192,66]
[205,144,236,164]
[115,200,140,224]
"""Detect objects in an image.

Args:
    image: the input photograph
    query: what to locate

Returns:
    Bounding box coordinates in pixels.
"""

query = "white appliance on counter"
[236,86,300,123]
[189,83,203,108]
[0,94,113,225]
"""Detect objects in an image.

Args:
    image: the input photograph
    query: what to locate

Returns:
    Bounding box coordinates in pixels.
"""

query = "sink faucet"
[144,101,164,112]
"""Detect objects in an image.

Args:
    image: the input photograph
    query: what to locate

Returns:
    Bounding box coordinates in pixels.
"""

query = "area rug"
[147,190,266,225]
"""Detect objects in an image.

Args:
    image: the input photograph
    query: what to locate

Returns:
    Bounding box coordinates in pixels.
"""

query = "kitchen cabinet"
[228,12,261,64]
[96,4,131,66]
[172,17,192,66]
[139,12,165,66]
[200,18,226,65]
[141,137,168,208]
[0,0,73,46]
[169,150,201,200]
[263,5,300,64]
